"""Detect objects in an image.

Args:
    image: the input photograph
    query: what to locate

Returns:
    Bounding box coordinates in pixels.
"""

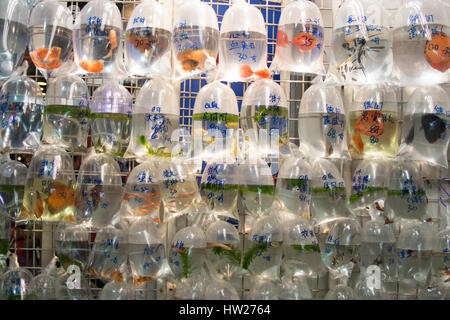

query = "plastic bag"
[20,144,76,222]
[348,84,400,159]
[43,74,90,152]
[120,159,162,225]
[28,0,73,78]
[159,157,200,223]
[200,159,240,221]
[384,160,428,223]
[217,0,269,81]
[270,0,325,76]
[298,82,348,159]
[90,81,133,157]
[124,79,179,160]
[125,0,172,77]
[0,0,29,79]
[330,0,392,84]
[55,223,91,272]
[74,149,123,227]
[128,219,166,285]
[172,0,219,80]
[0,65,44,153]
[241,79,289,159]
[0,156,27,221]
[349,159,391,222]
[73,0,126,76]
[0,253,33,300]
[190,81,239,166]
[392,0,449,86]
[397,86,450,168]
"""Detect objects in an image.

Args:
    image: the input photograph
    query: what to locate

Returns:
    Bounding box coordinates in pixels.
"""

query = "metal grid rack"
[4,0,449,300]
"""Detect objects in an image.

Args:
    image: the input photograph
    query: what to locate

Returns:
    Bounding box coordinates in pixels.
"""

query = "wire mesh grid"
[4,0,449,300]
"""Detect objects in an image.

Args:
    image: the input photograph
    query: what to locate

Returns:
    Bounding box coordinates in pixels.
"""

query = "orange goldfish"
[30,47,62,70]
[45,182,75,215]
[352,110,384,154]
[276,29,290,48]
[79,59,104,73]
[240,65,271,79]
[177,48,214,72]
[425,32,450,73]
[103,29,117,59]
[292,33,318,52]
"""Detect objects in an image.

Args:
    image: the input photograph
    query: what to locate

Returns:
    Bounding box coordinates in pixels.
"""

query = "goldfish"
[292,33,318,52]
[352,110,384,154]
[206,243,232,250]
[79,59,104,73]
[276,29,290,48]
[425,32,450,73]
[240,65,271,79]
[103,29,117,59]
[30,47,62,70]
[177,48,214,72]
[133,276,156,286]
[45,182,75,215]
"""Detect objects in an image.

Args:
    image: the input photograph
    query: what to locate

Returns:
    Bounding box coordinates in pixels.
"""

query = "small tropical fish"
[425,32,450,73]
[103,29,117,59]
[177,48,212,72]
[30,47,62,70]
[355,110,384,137]
[276,29,289,48]
[79,59,104,73]
[421,114,446,144]
[239,65,271,79]
[292,33,318,52]
[35,192,44,219]
[109,269,123,282]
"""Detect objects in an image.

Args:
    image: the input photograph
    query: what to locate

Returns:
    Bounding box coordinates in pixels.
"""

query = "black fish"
[421,114,446,144]
[405,125,414,144]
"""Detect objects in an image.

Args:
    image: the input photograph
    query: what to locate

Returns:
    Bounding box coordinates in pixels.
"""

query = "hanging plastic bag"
[431,228,450,285]
[124,79,179,160]
[168,226,207,281]
[159,157,201,223]
[396,221,433,289]
[282,213,326,287]
[0,0,29,79]
[330,0,392,84]
[392,0,449,86]
[358,220,397,299]
[0,253,33,300]
[190,81,239,167]
[125,0,172,78]
[275,156,311,219]
[0,156,27,221]
[349,159,391,222]
[43,74,90,152]
[73,0,126,76]
[200,159,240,221]
[29,257,59,300]
[0,65,44,153]
[20,144,76,222]
[172,0,219,80]
[397,86,450,168]
[298,82,348,159]
[205,220,243,288]
[348,84,400,159]
[128,219,166,285]
[55,223,91,272]
[217,0,269,81]
[238,158,275,231]
[321,218,361,285]
[270,0,325,75]
[241,79,289,159]
[28,0,73,78]
[74,149,123,227]
[384,160,428,223]
[85,226,127,282]
[90,81,133,157]
[120,159,162,225]
[244,215,283,278]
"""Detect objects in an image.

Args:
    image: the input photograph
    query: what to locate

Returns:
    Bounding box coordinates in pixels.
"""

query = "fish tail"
[254,69,271,79]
